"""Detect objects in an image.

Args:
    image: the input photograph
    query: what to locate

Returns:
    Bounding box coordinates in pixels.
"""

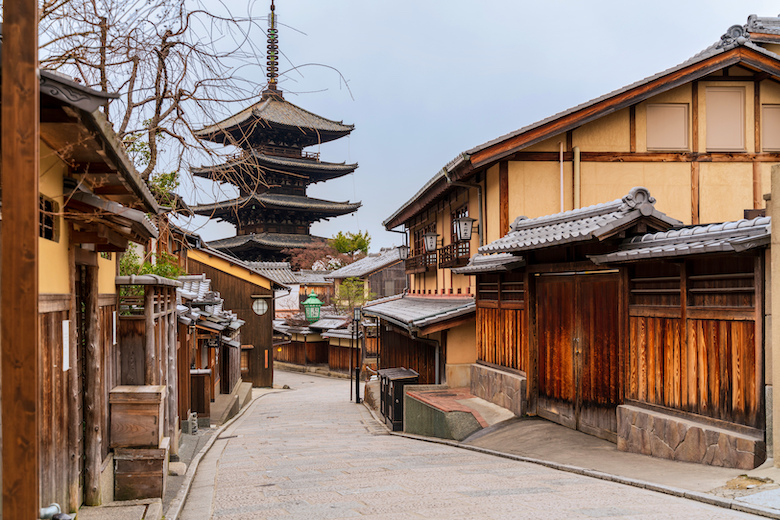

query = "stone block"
[617,404,765,469]
[469,364,526,417]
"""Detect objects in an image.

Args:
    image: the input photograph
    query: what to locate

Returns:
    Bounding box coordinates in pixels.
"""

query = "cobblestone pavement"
[185,371,763,520]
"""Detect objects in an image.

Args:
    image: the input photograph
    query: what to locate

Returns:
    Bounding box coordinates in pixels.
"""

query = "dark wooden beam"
[72,162,116,174]
[1,0,40,518]
[691,162,700,225]
[93,185,130,195]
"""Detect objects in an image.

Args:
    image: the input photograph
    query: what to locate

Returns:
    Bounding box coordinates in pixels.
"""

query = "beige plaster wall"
[507,161,571,221]
[446,319,476,365]
[98,253,117,294]
[699,162,754,224]
[524,135,566,153]
[579,162,691,222]
[572,108,631,152]
[39,143,70,294]
[485,164,501,244]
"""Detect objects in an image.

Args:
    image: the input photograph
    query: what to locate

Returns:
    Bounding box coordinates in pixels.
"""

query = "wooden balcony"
[405,252,438,274]
[254,145,320,161]
[438,242,471,269]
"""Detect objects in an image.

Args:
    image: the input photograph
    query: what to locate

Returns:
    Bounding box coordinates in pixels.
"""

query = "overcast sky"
[175,0,780,252]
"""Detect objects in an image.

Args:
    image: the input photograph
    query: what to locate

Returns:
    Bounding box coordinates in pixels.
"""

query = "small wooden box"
[114,437,170,501]
[110,385,166,448]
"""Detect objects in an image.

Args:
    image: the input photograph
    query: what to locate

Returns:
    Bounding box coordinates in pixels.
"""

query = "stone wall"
[617,405,766,470]
[470,364,526,417]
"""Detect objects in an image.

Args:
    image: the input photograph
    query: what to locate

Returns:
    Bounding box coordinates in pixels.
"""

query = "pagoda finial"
[266,0,280,93]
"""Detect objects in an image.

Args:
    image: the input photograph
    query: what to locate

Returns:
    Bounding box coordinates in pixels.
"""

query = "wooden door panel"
[536,276,576,429]
[578,274,621,441]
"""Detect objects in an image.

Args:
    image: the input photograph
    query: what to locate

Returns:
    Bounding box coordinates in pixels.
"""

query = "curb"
[163,389,284,520]
[361,402,780,520]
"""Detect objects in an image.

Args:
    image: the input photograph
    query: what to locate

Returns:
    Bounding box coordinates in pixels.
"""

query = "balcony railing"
[255,145,320,161]
[438,242,470,268]
[405,252,437,274]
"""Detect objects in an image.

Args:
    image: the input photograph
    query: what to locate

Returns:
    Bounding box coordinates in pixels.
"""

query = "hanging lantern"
[398,245,410,260]
[353,306,362,322]
[454,216,477,242]
[423,232,439,253]
[302,291,323,323]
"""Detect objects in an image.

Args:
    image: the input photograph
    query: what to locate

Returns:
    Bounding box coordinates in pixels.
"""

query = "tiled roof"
[295,270,332,285]
[590,216,771,264]
[327,248,403,279]
[362,295,475,333]
[208,233,326,250]
[309,316,349,331]
[479,187,681,255]
[195,93,354,142]
[191,151,357,179]
[451,253,526,275]
[191,193,361,216]
[245,261,298,285]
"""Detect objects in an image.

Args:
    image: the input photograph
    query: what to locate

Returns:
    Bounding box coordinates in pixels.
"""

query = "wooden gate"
[536,271,621,441]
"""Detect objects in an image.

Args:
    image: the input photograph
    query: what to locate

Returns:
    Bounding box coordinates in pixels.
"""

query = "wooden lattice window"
[476,274,499,302]
[39,195,60,242]
[500,272,524,303]
[413,222,435,255]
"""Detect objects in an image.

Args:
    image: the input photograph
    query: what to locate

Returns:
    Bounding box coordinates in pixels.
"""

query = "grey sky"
[176,0,780,252]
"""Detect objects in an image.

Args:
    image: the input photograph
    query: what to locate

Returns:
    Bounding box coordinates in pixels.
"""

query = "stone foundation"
[470,364,526,417]
[445,363,472,388]
[617,405,766,470]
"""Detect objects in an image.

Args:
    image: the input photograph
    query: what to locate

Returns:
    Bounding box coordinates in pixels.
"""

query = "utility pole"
[2,0,41,518]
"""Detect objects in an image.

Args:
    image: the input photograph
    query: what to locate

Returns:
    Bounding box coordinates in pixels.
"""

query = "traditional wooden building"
[327,247,407,301]
[190,2,361,261]
[29,70,161,512]
[380,14,780,463]
[185,246,285,387]
[455,187,769,469]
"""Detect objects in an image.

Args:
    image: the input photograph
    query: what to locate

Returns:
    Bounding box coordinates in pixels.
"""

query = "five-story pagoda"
[191,0,361,261]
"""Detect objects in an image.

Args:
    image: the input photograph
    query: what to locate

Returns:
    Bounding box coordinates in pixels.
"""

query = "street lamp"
[302,292,323,323]
[454,216,477,242]
[353,306,362,404]
[423,231,439,253]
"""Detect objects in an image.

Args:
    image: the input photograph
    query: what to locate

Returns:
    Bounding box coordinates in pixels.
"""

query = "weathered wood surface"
[190,371,211,418]
[114,437,169,501]
[177,323,192,424]
[476,272,527,371]
[119,318,146,385]
[188,258,274,387]
[378,327,437,384]
[627,257,761,429]
[329,344,356,373]
[84,266,103,505]
[109,386,166,448]
[2,0,40,517]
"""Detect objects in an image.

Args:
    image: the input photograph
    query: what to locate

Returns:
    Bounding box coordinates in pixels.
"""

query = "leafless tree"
[38,0,268,182]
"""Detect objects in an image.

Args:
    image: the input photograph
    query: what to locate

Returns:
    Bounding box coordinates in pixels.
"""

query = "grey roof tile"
[590,216,771,264]
[208,233,325,250]
[192,192,361,215]
[452,253,526,275]
[327,248,403,279]
[245,261,298,285]
[479,187,681,255]
[362,295,475,333]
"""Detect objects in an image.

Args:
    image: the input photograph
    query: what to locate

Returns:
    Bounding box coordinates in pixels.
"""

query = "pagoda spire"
[265,0,281,95]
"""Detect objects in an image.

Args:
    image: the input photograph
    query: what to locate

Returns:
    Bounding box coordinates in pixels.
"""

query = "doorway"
[535,271,621,441]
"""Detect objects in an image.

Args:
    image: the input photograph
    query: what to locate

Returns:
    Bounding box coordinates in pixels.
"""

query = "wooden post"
[167,288,178,455]
[67,246,79,512]
[161,292,169,437]
[84,266,103,505]
[145,286,155,384]
[2,0,40,517]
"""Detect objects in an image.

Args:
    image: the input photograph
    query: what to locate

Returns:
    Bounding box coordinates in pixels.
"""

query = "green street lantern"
[302,291,324,323]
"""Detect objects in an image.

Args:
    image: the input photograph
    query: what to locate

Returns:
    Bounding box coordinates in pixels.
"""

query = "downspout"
[573,146,581,210]
[559,141,564,212]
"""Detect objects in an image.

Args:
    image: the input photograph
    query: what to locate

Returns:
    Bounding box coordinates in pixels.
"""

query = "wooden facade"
[473,252,764,443]
[378,327,439,385]
[188,254,275,387]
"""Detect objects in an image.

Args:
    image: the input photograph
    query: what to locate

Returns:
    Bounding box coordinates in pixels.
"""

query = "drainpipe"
[573,146,581,210]
[40,503,72,519]
[559,141,565,212]
[443,171,484,248]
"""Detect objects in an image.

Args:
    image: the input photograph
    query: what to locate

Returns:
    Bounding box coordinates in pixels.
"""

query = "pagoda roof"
[191,193,361,217]
[194,91,354,148]
[191,150,357,183]
[208,232,326,251]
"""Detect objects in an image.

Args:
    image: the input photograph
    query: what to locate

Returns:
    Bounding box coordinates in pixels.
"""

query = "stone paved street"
[182,371,764,520]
